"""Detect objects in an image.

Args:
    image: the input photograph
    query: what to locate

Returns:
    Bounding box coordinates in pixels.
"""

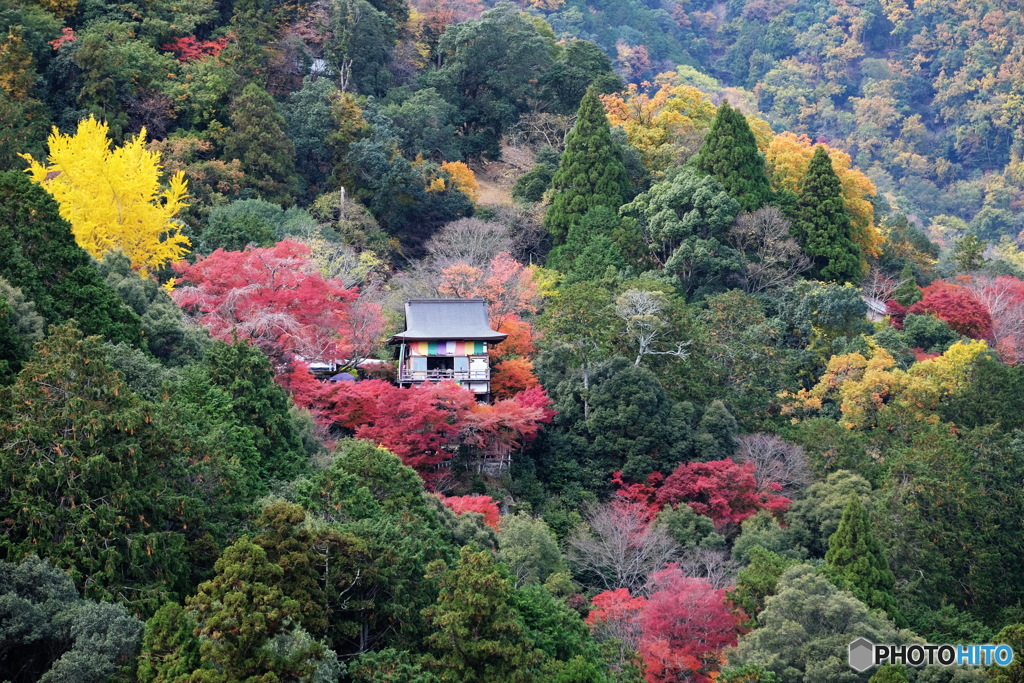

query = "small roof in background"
[389,298,508,343]
[329,372,356,382]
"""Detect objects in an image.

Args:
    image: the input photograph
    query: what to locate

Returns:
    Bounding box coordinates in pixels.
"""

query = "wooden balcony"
[398,369,490,382]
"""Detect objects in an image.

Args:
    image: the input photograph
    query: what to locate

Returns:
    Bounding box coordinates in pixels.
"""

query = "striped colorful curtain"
[409,341,487,355]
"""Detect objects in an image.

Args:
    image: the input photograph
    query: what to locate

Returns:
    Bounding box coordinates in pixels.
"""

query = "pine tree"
[544,86,629,247]
[694,101,772,212]
[224,83,300,205]
[825,494,900,621]
[421,546,544,682]
[792,146,864,284]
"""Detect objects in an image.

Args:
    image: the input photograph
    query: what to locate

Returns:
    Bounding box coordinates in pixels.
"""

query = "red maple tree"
[161,36,229,62]
[286,369,553,482]
[172,240,384,369]
[908,280,993,339]
[612,459,791,531]
[586,564,743,683]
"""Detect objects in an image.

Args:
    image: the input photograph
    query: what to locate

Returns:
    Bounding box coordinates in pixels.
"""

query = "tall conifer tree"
[792,146,864,283]
[694,101,772,212]
[825,494,900,621]
[225,83,300,205]
[544,86,629,248]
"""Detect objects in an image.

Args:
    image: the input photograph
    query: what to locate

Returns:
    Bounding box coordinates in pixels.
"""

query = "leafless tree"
[567,502,680,594]
[728,206,810,293]
[507,112,575,149]
[425,218,518,270]
[861,266,906,303]
[677,548,738,590]
[615,289,691,366]
[961,274,1024,361]
[733,433,812,497]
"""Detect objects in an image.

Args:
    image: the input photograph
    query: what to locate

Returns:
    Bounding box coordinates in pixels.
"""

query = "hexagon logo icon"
[849,638,874,672]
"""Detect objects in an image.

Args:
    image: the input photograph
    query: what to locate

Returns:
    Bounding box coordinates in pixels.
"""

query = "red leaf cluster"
[161,36,229,62]
[908,280,993,339]
[613,459,791,530]
[586,564,743,683]
[286,368,553,483]
[437,494,501,530]
[49,27,76,50]
[172,240,383,369]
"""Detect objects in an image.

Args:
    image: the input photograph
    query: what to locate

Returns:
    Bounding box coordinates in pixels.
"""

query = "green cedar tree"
[694,101,772,212]
[825,494,900,621]
[791,146,864,283]
[544,86,629,247]
[420,546,544,682]
[0,171,142,346]
[892,263,922,306]
[224,83,300,205]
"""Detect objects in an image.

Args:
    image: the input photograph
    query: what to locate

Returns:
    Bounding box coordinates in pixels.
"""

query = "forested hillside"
[4,0,1024,680]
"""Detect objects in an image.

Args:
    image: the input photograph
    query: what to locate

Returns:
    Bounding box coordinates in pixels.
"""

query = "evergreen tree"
[891,263,921,306]
[224,0,273,84]
[0,171,142,346]
[224,83,300,205]
[869,665,910,683]
[544,86,629,247]
[420,546,544,682]
[137,602,201,683]
[0,325,197,610]
[695,399,739,461]
[187,537,325,681]
[953,234,987,272]
[791,146,864,284]
[694,101,772,212]
[203,340,307,486]
[825,494,900,621]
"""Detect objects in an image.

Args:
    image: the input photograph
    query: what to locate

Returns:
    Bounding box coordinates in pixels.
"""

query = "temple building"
[389,298,506,402]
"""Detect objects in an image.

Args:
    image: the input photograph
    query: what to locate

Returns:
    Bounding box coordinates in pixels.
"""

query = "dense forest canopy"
[4,0,1024,680]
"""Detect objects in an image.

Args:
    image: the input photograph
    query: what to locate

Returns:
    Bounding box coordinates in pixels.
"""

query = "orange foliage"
[440,160,480,203]
[438,252,539,327]
[490,358,540,399]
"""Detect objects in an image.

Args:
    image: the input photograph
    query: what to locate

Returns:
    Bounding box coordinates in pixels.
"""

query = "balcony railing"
[398,369,490,382]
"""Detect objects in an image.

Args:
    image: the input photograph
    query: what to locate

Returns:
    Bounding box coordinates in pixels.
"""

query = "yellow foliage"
[426,177,446,192]
[767,131,883,258]
[21,116,190,277]
[781,340,988,431]
[528,265,561,299]
[601,82,718,174]
[440,160,480,203]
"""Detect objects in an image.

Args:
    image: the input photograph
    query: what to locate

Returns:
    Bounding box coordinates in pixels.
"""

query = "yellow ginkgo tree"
[21,116,190,276]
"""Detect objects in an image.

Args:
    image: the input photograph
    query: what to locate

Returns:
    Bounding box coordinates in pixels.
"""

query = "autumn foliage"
[21,116,190,276]
[437,252,540,327]
[586,564,743,683]
[161,36,229,62]
[286,372,552,480]
[172,240,383,367]
[767,131,882,259]
[613,459,791,531]
[438,494,501,529]
[908,280,993,339]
